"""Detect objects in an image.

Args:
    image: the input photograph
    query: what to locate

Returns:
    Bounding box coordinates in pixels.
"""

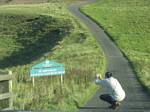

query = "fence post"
[9,71,13,109]
[0,70,13,110]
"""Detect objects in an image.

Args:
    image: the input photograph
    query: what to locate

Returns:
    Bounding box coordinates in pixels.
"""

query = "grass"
[0,0,85,5]
[0,1,106,110]
[81,0,150,92]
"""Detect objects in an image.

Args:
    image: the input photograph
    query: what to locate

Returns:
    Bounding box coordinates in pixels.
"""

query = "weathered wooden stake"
[8,71,13,109]
[32,77,35,86]
[61,75,63,84]
[60,75,63,94]
[50,76,53,95]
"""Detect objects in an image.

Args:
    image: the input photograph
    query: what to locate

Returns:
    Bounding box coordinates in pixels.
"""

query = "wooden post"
[32,77,35,87]
[61,75,63,84]
[0,70,13,110]
[60,75,63,95]
[50,76,52,95]
[8,71,13,109]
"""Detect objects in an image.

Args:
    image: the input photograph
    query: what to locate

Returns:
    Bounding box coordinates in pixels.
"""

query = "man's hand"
[99,74,102,80]
[95,74,102,85]
[96,74,102,80]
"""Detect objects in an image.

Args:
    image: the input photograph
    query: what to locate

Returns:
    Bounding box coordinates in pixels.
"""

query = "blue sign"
[30,60,65,77]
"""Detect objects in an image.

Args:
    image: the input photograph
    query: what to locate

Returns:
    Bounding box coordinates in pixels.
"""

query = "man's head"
[105,72,112,78]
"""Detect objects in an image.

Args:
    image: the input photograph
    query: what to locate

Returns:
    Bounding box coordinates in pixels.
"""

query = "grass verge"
[0,2,106,110]
[81,0,150,93]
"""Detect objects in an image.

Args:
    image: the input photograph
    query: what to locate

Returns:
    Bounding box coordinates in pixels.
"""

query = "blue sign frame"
[30,60,65,77]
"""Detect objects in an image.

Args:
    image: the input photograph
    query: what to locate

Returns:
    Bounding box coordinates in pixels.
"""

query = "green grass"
[0,2,106,110]
[82,0,150,92]
[0,0,85,5]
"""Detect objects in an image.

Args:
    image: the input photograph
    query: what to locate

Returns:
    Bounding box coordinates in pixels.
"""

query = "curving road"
[69,0,150,112]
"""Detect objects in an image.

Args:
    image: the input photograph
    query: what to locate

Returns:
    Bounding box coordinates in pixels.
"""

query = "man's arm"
[95,74,104,85]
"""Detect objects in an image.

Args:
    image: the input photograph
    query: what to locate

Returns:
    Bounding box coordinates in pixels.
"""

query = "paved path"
[68,0,150,112]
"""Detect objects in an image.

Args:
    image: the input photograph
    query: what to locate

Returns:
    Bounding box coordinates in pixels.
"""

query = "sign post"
[61,75,63,84]
[32,77,35,87]
[30,60,65,87]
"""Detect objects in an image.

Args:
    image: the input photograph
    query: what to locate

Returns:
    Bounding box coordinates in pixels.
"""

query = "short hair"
[105,72,112,78]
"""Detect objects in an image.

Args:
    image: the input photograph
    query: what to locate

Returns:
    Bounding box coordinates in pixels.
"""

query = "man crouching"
[95,72,126,109]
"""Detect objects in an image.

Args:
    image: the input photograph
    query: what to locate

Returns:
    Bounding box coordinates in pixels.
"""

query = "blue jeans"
[100,94,116,105]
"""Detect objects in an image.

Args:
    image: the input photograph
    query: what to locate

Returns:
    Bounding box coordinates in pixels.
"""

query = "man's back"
[96,77,125,101]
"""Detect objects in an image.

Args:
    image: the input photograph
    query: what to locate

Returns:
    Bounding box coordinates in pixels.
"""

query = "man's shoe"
[115,102,121,107]
[108,104,116,109]
[108,102,121,109]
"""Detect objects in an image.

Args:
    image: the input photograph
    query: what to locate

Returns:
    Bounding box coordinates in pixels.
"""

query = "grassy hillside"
[0,2,105,110]
[0,0,84,5]
[0,0,49,4]
[82,0,150,92]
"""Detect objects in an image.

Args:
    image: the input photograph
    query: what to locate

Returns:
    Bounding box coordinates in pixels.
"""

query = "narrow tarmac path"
[69,0,150,112]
